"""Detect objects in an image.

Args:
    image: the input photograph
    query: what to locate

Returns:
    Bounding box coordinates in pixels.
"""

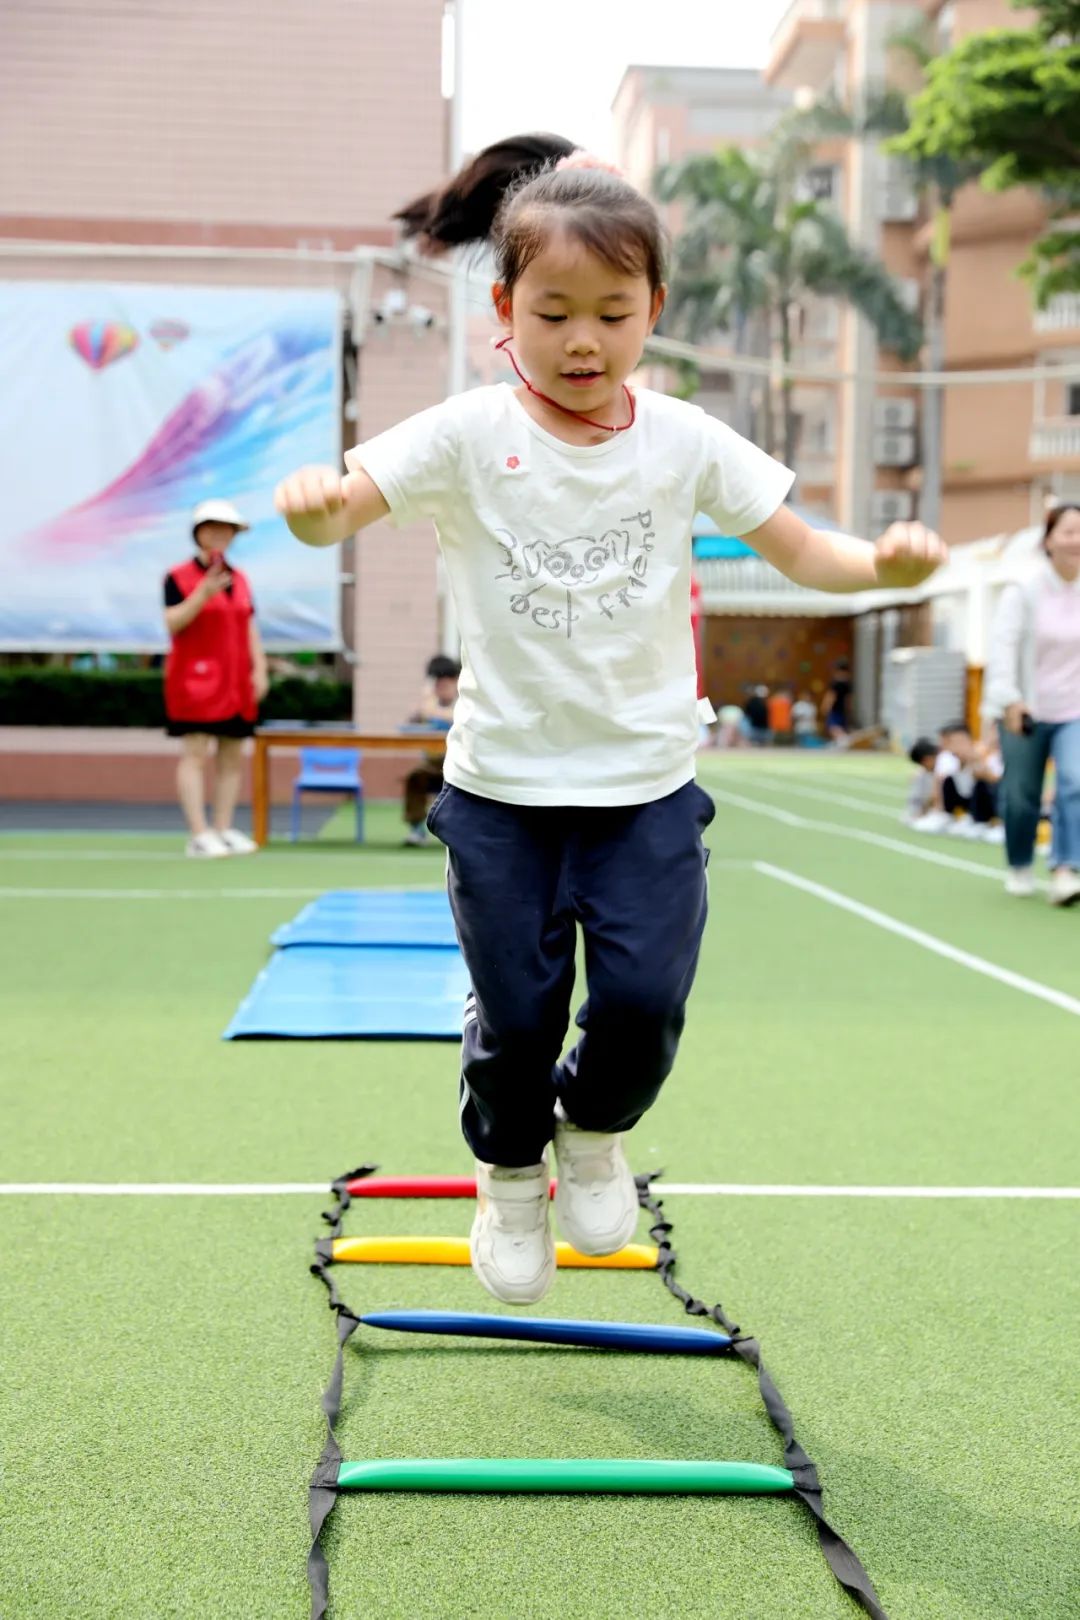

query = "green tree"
[656,132,923,472]
[891,0,1080,304]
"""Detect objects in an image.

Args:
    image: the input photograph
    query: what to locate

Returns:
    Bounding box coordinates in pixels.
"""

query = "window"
[795,165,837,204]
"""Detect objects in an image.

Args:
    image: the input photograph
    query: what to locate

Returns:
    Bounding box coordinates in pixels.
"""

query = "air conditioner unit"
[874,430,916,467]
[878,185,918,222]
[874,397,917,432]
[871,489,915,526]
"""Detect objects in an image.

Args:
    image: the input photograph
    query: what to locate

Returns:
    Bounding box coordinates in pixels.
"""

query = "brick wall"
[0,0,446,238]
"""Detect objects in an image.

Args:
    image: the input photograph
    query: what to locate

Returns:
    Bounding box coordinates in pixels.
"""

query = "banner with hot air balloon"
[0,281,342,649]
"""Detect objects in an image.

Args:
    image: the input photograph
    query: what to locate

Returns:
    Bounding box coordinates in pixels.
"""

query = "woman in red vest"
[163,500,268,857]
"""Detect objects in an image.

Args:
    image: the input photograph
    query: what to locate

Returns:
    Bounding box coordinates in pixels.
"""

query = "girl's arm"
[274,465,389,548]
[744,506,946,593]
[249,620,269,702]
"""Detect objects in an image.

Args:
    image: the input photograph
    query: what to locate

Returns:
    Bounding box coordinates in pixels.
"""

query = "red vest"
[164,558,257,724]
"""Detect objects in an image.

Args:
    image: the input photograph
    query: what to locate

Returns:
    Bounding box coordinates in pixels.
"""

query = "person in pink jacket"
[985,503,1080,905]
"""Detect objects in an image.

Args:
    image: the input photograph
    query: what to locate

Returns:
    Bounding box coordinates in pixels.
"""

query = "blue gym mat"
[271,889,457,949]
[223,944,470,1040]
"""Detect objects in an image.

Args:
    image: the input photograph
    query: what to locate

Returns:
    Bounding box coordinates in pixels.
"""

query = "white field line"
[0,850,201,861]
[718,765,905,802]
[0,1181,1075,1198]
[711,787,1027,886]
[0,887,446,900]
[755,860,1080,1017]
[731,772,913,821]
[0,849,415,863]
[0,887,330,900]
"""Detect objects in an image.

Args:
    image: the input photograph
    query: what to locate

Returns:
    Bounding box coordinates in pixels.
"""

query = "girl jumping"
[275,134,945,1304]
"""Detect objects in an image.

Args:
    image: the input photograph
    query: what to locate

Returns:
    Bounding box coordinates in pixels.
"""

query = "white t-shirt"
[349,384,793,806]
[935,748,974,798]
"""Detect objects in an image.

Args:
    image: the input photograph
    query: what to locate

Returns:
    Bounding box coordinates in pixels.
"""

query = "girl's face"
[496,228,664,422]
[1046,508,1080,579]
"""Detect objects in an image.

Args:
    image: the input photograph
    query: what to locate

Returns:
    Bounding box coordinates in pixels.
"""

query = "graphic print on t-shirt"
[492,508,656,639]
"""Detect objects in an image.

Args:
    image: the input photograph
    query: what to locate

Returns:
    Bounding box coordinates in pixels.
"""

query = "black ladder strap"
[307,1165,377,1620]
[636,1174,890,1620]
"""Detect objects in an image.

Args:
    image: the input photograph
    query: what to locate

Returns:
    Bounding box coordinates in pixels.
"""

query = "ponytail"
[395,132,577,252]
[395,131,667,297]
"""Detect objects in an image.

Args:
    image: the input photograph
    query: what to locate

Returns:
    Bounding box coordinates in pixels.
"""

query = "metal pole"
[441,0,465,658]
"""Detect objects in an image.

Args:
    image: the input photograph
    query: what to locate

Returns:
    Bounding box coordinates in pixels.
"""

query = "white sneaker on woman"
[1005,866,1035,898]
[470,1160,555,1304]
[218,828,258,855]
[185,830,230,858]
[1048,868,1080,907]
[552,1113,639,1257]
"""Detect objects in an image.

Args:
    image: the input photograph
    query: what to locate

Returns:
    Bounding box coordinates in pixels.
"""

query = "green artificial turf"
[1,758,1078,1617]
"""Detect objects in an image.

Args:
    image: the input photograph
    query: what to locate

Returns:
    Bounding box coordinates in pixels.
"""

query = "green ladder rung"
[337,1459,794,1493]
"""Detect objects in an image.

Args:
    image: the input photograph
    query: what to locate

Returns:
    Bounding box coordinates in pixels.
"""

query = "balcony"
[1030,417,1080,461]
[765,0,846,90]
[1034,295,1080,336]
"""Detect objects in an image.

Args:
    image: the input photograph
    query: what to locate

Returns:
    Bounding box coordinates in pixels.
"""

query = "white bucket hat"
[191,498,250,536]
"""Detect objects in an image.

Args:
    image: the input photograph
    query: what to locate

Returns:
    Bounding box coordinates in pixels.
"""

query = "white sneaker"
[947,814,979,839]
[980,823,1006,845]
[1048,868,1080,907]
[913,810,951,835]
[552,1114,639,1258]
[1005,866,1036,898]
[470,1160,555,1305]
[403,825,429,847]
[185,830,230,859]
[218,828,258,855]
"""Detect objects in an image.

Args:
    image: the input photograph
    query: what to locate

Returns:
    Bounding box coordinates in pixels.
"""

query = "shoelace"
[487,1183,548,1234]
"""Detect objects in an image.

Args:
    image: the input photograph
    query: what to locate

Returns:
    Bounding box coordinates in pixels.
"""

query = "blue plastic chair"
[290,748,364,842]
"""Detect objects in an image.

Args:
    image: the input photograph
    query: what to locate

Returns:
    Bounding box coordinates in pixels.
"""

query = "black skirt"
[166,715,255,739]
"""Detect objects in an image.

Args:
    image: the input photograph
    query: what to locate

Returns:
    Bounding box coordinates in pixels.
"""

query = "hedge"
[0,669,352,727]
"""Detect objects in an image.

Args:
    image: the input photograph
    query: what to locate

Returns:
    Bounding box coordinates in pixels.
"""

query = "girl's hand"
[273,464,389,547]
[253,669,270,704]
[873,522,947,589]
[274,465,350,522]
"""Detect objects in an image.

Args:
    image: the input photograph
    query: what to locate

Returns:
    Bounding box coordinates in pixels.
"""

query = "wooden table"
[250,726,447,846]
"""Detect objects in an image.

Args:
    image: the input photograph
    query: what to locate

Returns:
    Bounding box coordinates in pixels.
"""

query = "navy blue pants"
[427,780,716,1167]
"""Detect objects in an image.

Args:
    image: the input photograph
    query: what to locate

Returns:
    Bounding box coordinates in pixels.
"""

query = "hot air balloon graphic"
[69,320,139,371]
[149,318,190,351]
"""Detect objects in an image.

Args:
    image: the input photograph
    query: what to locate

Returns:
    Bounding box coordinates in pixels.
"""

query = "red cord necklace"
[495,336,636,434]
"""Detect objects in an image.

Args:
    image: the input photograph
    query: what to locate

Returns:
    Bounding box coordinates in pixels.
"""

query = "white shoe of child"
[1047,867,1080,907]
[913,810,951,835]
[552,1110,639,1258]
[947,814,979,839]
[470,1160,555,1304]
[979,823,1006,845]
[218,828,258,855]
[185,830,230,858]
[1004,866,1036,898]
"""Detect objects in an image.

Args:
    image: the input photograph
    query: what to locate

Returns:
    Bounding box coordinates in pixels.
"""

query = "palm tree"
[656,129,923,473]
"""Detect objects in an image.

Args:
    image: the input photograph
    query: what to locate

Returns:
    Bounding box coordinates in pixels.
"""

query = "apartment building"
[614,4,1074,547]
